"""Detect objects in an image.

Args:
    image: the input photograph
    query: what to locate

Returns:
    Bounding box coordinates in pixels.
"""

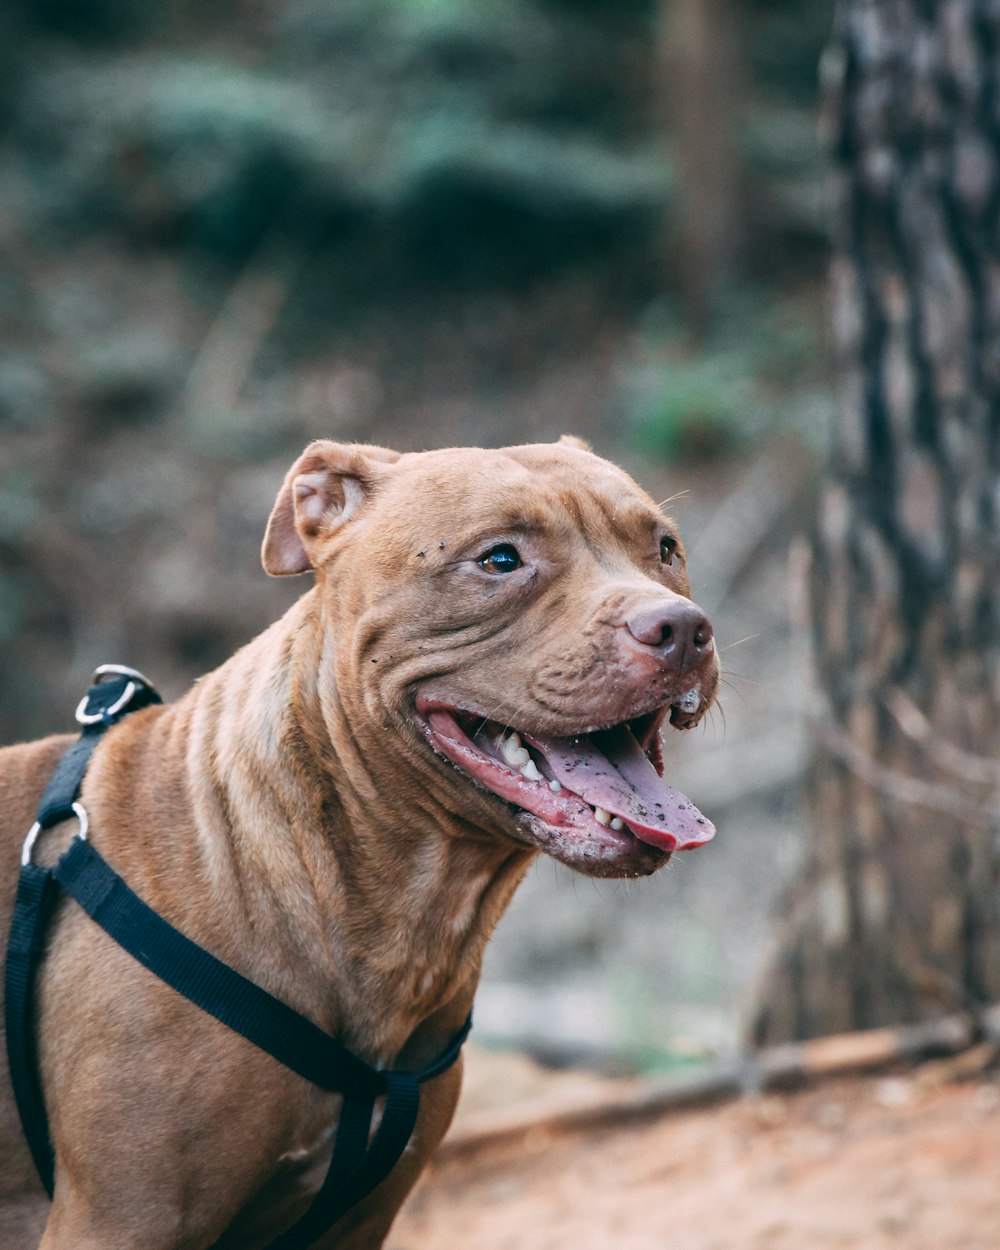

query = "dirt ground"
[393,1048,1000,1250]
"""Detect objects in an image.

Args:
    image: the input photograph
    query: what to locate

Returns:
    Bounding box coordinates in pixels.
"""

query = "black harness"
[4,666,470,1249]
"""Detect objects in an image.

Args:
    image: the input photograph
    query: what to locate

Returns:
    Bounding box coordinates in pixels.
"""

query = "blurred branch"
[182,248,292,421]
[443,1007,992,1157]
[883,687,1000,789]
[816,719,999,831]
[686,452,802,614]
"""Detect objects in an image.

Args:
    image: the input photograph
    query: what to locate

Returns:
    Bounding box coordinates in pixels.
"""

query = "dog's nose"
[626,599,714,656]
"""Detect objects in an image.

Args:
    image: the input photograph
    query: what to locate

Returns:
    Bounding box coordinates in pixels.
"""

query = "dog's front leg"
[215,1060,465,1250]
[32,1061,464,1250]
[314,1060,465,1250]
[37,1193,185,1250]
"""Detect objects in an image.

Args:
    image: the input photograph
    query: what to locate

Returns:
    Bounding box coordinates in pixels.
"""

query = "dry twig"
[816,719,998,831]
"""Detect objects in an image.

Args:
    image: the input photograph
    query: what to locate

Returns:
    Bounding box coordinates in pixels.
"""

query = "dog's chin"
[412,695,715,880]
[513,810,671,878]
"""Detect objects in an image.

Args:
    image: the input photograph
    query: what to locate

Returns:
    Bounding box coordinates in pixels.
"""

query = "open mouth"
[415,696,715,861]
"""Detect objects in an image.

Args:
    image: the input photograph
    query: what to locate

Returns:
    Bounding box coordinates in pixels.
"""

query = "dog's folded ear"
[262,441,401,576]
[558,434,592,452]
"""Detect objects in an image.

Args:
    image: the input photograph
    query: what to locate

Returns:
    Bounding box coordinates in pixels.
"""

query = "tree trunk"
[659,0,747,335]
[752,0,1000,1045]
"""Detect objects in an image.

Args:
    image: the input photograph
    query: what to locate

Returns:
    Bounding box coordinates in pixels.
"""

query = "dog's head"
[263,438,719,878]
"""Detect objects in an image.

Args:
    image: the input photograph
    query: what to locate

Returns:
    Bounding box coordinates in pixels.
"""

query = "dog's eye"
[659,535,678,566]
[478,544,522,574]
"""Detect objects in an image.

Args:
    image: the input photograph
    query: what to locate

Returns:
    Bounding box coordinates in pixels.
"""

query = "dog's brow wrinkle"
[460,510,551,546]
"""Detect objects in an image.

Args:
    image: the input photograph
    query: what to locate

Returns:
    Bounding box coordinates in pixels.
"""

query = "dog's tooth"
[520,759,543,782]
[609,817,624,831]
[549,779,562,793]
[500,736,528,767]
[594,807,611,826]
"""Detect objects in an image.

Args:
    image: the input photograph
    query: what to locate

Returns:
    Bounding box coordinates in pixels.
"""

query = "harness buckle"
[21,801,90,868]
[74,664,157,727]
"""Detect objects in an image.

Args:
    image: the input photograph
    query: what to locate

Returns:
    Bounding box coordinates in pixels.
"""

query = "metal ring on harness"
[74,664,154,726]
[21,802,90,868]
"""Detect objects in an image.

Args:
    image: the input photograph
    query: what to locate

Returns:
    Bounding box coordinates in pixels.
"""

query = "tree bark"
[753,0,1000,1045]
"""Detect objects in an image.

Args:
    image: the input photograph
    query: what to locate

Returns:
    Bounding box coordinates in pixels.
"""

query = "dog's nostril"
[626,601,714,654]
[693,618,713,648]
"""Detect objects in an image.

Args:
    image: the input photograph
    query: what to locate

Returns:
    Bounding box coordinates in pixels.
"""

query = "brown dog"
[0,437,719,1249]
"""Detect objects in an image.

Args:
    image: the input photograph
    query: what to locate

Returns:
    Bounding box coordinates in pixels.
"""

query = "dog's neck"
[179,591,532,1070]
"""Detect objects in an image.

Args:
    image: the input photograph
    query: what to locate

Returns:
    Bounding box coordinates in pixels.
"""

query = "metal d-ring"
[90,663,155,687]
[21,801,90,868]
[74,664,157,726]
[75,682,136,726]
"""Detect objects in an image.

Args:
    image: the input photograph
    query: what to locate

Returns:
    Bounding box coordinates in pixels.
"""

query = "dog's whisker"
[718,676,750,704]
[719,674,757,707]
[699,700,726,738]
[720,634,759,652]
[657,490,690,509]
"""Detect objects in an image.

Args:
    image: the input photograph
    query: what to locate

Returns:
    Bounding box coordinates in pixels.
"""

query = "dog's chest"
[219,1111,341,1247]
[277,1120,337,1176]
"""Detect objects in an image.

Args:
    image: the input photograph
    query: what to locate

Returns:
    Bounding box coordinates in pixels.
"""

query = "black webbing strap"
[3,668,470,1250]
[35,671,162,829]
[52,839,381,1096]
[5,668,162,1199]
[4,862,60,1194]
[269,1086,376,1250]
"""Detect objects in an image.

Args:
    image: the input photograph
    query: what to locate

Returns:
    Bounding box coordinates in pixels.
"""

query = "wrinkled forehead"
[375,445,667,545]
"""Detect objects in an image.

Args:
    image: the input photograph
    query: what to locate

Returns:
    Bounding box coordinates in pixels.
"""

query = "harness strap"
[52,839,381,1096]
[3,667,470,1250]
[4,862,60,1193]
[5,667,161,1199]
[268,1087,376,1250]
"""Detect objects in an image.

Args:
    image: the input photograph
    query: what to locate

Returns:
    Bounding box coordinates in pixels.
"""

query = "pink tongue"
[523,725,715,851]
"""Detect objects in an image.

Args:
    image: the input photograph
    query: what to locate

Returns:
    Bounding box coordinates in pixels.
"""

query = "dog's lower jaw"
[515,810,669,878]
[408,696,713,877]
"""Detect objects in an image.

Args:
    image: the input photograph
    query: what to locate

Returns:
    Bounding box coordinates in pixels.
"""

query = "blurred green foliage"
[609,923,727,1074]
[4,0,830,283]
[8,0,668,274]
[632,354,759,463]
[628,290,831,463]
